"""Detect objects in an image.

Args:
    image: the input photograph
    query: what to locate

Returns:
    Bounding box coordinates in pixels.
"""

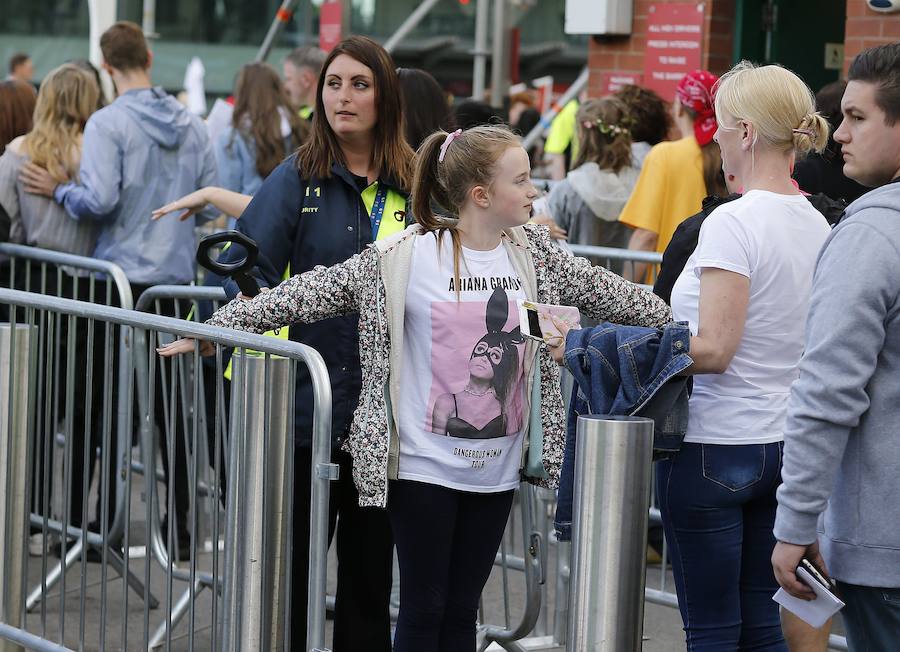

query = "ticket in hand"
[772,566,845,629]
[517,300,582,347]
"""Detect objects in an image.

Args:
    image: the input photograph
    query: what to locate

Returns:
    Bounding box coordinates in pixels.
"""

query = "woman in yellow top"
[619,70,727,282]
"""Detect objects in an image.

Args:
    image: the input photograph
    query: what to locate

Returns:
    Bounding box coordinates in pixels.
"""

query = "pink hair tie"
[438,129,463,163]
[792,128,815,138]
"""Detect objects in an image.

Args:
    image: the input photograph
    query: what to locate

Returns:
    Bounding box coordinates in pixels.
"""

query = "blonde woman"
[0,63,99,255]
[659,62,831,649]
[0,63,103,548]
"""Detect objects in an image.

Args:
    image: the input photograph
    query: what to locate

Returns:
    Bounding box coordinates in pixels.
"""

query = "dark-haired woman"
[216,62,306,197]
[213,36,413,651]
[397,67,452,151]
[619,70,728,282]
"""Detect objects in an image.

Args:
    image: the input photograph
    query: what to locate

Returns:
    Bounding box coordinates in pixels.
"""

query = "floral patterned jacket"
[207,223,672,507]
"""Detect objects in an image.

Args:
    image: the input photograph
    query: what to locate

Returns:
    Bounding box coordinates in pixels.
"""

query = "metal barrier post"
[221,352,293,651]
[566,416,654,652]
[0,324,35,652]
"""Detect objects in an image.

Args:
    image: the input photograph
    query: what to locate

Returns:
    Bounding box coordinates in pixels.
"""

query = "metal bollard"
[221,352,293,652]
[0,324,35,652]
[566,416,654,652]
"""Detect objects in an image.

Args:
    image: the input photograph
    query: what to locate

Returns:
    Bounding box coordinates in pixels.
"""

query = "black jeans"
[388,480,515,652]
[291,446,393,652]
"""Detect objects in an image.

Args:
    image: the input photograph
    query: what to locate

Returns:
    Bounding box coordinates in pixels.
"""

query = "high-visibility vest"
[223,182,407,380]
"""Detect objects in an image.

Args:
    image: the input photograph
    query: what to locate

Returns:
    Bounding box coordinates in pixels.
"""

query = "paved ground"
[13,467,844,651]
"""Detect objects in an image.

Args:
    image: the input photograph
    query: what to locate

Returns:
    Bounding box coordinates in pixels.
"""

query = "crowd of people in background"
[1,20,899,652]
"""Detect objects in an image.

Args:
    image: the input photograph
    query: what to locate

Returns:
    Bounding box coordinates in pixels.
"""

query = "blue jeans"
[656,442,788,651]
[837,582,900,652]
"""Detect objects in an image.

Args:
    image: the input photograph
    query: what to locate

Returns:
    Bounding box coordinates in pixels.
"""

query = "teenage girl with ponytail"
[620,69,728,282]
[161,124,671,650]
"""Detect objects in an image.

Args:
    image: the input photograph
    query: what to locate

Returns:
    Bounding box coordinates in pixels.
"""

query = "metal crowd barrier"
[1,244,139,632]
[0,288,333,652]
[567,243,661,287]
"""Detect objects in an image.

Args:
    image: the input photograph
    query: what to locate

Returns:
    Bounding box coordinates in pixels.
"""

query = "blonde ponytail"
[792,113,830,157]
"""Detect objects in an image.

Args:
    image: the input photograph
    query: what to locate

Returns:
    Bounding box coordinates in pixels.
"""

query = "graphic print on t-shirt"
[398,232,528,491]
[428,286,525,440]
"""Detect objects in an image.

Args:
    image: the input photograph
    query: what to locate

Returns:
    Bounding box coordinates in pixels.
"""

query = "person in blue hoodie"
[20,21,218,558]
[772,43,900,650]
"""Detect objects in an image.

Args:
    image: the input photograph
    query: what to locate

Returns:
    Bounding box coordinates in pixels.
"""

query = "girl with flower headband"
[620,69,729,282]
[161,123,672,650]
[542,97,639,272]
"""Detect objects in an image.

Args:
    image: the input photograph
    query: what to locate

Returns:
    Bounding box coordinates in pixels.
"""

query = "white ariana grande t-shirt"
[397,231,527,492]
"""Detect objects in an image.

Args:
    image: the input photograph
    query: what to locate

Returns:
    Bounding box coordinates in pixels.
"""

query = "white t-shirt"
[398,232,527,492]
[671,190,830,445]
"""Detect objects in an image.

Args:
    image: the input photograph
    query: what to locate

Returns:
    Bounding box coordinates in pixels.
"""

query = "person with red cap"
[619,70,728,283]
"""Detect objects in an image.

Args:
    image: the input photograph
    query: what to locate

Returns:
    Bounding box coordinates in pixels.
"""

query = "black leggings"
[388,480,514,652]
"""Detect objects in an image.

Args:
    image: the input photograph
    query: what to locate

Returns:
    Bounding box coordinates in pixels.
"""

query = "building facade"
[587,0,900,102]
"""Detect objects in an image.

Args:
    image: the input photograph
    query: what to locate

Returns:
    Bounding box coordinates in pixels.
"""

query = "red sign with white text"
[319,1,343,53]
[643,3,705,101]
[601,72,643,95]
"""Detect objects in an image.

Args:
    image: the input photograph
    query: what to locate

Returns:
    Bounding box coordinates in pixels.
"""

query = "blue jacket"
[217,154,409,448]
[554,321,692,541]
[215,126,295,197]
[54,87,218,285]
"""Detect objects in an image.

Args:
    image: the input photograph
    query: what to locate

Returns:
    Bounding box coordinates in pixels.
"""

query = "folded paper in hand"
[772,567,845,629]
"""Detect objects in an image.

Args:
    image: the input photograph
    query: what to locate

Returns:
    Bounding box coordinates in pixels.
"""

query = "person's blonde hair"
[411,125,522,297]
[573,97,632,173]
[23,64,100,183]
[714,61,830,157]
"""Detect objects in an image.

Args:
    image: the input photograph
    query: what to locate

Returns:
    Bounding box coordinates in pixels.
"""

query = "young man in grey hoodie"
[21,20,218,285]
[20,21,217,556]
[772,43,900,648]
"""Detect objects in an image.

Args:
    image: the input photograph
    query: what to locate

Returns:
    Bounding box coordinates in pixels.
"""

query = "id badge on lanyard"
[369,183,389,240]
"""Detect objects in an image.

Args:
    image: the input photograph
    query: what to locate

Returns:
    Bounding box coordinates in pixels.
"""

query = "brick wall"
[844,0,900,71]
[587,0,735,98]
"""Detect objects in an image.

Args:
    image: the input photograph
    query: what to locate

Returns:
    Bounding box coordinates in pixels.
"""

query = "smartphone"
[519,303,544,342]
[798,558,835,592]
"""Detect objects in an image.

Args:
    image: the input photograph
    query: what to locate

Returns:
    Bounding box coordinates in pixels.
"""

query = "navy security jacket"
[554,321,692,541]
[217,154,408,448]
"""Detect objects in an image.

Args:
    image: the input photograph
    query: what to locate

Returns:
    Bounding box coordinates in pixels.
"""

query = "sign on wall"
[319,1,344,53]
[601,72,644,94]
[643,3,705,101]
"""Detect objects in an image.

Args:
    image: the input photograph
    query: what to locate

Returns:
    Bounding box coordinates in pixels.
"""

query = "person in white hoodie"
[545,97,638,273]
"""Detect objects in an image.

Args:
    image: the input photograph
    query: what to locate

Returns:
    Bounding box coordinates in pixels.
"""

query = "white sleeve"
[693,210,753,278]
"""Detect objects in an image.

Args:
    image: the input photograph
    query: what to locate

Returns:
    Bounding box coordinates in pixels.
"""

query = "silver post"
[384,0,443,53]
[221,352,293,651]
[472,0,490,100]
[490,0,510,108]
[0,324,35,652]
[566,415,654,652]
[255,0,301,62]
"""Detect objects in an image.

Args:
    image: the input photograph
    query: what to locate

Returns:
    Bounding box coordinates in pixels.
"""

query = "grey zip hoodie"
[775,180,900,588]
[54,87,218,285]
[546,162,637,273]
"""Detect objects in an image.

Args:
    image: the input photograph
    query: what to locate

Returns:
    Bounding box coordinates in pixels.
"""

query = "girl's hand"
[546,314,572,366]
[151,188,210,221]
[157,338,216,357]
